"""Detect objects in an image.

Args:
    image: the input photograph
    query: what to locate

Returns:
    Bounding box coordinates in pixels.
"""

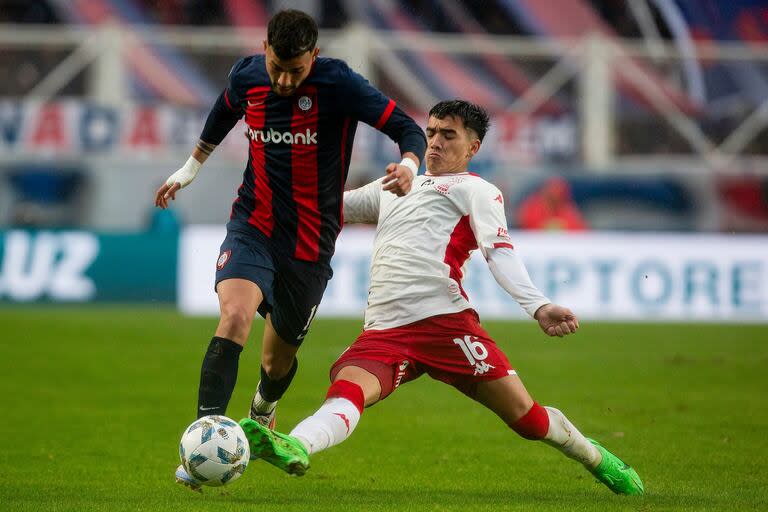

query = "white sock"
[289,397,361,455]
[251,386,277,414]
[542,406,601,469]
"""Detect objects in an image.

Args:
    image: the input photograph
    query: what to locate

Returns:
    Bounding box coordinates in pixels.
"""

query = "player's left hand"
[382,163,414,196]
[534,303,579,338]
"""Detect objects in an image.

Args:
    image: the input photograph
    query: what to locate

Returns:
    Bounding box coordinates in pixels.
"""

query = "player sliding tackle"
[239,100,644,495]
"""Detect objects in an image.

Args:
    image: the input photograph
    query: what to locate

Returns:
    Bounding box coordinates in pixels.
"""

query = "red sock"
[326,380,365,414]
[510,402,549,440]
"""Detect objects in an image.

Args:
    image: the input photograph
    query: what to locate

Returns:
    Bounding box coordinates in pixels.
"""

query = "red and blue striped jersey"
[221,55,425,265]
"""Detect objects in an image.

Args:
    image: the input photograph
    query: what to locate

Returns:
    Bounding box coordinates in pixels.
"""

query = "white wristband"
[399,157,418,175]
[165,156,202,189]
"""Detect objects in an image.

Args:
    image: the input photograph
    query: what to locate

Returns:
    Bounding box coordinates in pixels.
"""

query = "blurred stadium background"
[1,0,767,320]
[2,2,768,511]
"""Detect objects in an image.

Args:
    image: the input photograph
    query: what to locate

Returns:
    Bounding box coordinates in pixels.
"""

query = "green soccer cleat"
[247,399,276,461]
[587,439,644,496]
[239,418,310,476]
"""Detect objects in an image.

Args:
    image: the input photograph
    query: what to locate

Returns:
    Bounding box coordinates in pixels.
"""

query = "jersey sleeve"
[486,246,550,317]
[460,180,514,253]
[222,56,251,112]
[343,178,384,224]
[337,62,427,159]
[199,90,243,145]
[199,57,249,147]
[338,62,394,127]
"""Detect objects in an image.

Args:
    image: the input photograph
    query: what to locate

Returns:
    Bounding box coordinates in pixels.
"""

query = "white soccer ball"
[179,415,250,487]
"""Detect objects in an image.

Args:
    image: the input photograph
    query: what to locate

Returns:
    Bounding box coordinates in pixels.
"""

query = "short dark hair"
[428,100,490,142]
[267,10,318,60]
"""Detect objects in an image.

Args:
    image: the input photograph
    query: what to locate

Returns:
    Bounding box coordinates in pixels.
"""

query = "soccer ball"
[179,415,250,487]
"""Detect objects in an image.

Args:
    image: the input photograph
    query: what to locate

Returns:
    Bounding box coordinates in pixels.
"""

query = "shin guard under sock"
[258,358,298,402]
[196,337,242,418]
[289,380,365,454]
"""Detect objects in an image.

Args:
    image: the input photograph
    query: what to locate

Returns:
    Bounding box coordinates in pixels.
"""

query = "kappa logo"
[216,250,231,270]
[494,194,503,204]
[453,335,496,376]
[333,413,351,433]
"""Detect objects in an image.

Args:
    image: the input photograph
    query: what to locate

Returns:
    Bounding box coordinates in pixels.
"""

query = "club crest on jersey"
[298,95,313,111]
[435,176,466,195]
[216,250,231,270]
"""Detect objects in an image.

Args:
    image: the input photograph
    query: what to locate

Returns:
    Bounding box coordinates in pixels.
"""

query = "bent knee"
[333,365,382,406]
[218,305,255,340]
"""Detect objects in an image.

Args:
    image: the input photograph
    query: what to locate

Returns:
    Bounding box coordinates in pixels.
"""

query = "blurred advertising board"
[0,101,575,167]
[180,226,767,323]
[0,230,176,303]
[0,101,224,160]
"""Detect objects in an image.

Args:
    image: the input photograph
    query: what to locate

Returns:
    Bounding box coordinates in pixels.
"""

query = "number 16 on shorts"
[453,335,496,376]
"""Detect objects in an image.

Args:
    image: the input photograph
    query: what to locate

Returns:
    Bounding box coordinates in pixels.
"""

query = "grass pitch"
[1,307,766,511]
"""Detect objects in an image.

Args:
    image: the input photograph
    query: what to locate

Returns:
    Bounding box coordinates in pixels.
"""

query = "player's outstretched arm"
[485,246,549,312]
[154,141,214,209]
[343,177,385,224]
[534,303,579,338]
[382,153,420,197]
[486,247,578,337]
[336,62,425,197]
[155,87,243,209]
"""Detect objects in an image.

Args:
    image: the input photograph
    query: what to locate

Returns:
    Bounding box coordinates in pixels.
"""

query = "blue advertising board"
[0,230,177,303]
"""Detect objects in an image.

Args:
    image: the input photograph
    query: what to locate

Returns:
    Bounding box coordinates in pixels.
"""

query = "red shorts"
[330,309,515,400]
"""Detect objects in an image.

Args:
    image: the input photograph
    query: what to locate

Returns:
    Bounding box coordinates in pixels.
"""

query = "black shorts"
[214,229,332,346]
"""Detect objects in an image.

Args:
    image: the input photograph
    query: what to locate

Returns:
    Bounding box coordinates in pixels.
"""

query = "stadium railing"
[2,24,768,173]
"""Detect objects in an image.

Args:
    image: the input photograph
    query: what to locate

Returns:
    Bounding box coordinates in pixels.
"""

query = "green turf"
[1,307,766,511]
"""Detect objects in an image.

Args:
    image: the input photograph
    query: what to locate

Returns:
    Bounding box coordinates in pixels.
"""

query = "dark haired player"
[239,100,644,496]
[155,10,426,490]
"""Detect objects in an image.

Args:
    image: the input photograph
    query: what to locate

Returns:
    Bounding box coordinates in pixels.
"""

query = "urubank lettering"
[247,127,317,145]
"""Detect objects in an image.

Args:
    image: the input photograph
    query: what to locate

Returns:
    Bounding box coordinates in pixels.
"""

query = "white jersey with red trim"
[343,172,514,330]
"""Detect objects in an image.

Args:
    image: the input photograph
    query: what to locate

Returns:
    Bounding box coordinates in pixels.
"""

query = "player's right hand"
[154,181,181,210]
[534,303,579,338]
[382,162,414,197]
[154,158,202,209]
